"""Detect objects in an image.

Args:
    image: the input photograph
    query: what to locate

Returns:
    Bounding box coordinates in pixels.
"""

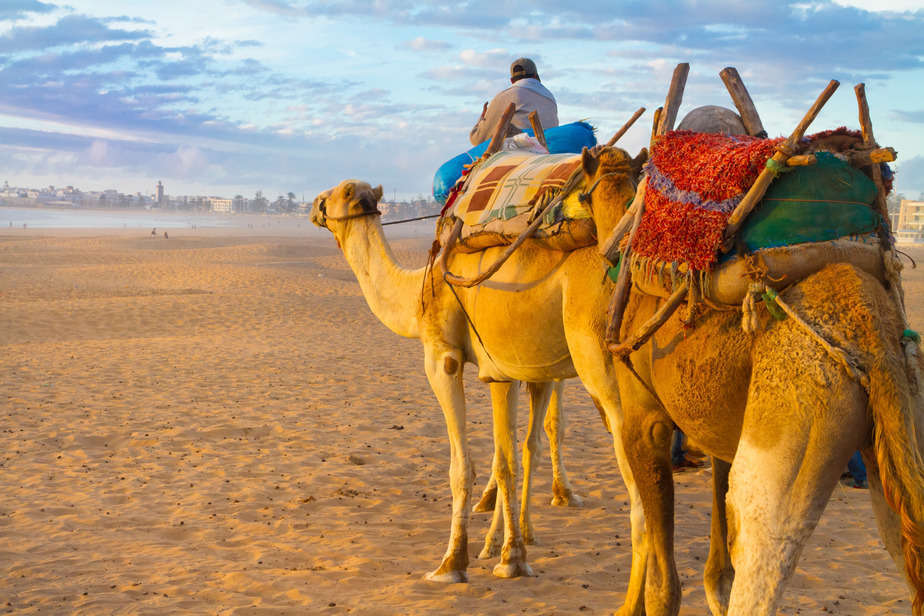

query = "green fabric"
[607,253,622,283]
[762,289,787,320]
[738,152,880,252]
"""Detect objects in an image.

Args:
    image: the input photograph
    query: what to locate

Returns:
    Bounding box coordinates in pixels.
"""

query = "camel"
[579,146,924,615]
[310,148,650,610]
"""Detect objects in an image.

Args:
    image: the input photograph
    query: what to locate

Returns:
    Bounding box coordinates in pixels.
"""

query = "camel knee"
[623,414,672,460]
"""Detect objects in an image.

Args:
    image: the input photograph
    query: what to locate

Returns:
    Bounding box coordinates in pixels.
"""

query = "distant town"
[0,180,442,223]
[4,179,924,243]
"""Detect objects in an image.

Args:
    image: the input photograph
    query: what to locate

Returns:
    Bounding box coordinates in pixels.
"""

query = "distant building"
[209,197,232,214]
[895,199,924,244]
[156,180,164,205]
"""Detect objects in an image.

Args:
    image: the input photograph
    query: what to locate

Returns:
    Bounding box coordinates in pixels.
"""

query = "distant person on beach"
[469,57,559,146]
[151,227,157,237]
[163,231,169,239]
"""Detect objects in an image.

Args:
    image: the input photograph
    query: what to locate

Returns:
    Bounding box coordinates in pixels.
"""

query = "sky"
[0,0,923,202]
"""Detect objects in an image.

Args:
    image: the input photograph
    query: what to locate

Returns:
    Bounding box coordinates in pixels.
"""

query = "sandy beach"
[1,224,920,615]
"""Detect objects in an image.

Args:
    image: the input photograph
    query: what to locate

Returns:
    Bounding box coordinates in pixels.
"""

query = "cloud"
[0,14,150,53]
[895,155,924,196]
[238,1,924,79]
[0,0,55,21]
[893,110,924,123]
[87,140,110,165]
[403,36,450,52]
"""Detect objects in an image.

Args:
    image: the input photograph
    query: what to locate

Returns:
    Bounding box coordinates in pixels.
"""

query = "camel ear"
[631,148,648,174]
[372,185,383,202]
[581,146,600,178]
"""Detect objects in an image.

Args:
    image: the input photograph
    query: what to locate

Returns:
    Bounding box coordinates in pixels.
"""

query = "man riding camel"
[469,57,559,146]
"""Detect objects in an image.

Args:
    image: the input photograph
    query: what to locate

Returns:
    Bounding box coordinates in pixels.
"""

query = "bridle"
[315,195,381,227]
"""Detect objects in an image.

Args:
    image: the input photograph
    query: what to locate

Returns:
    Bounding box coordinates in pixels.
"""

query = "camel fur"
[582,144,924,615]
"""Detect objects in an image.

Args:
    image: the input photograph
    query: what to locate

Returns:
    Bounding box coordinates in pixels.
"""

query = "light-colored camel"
[310,149,649,610]
[582,153,924,614]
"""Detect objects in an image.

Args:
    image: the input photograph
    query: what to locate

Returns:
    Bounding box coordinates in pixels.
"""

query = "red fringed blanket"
[632,131,783,271]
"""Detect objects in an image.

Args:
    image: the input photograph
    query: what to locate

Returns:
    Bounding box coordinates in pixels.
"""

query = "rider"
[469,57,559,146]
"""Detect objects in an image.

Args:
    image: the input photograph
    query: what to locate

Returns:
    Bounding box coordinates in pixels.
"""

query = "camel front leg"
[546,380,583,507]
[489,381,534,578]
[621,406,680,616]
[423,346,473,583]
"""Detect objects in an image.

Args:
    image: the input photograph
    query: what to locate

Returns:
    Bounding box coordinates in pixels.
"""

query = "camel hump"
[677,105,747,136]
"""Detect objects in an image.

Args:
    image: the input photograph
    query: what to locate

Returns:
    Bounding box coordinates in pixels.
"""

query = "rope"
[444,272,498,368]
[765,286,871,391]
[764,157,793,176]
[382,213,442,226]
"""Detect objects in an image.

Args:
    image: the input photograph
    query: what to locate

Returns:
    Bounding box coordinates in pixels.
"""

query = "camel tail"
[869,334,924,615]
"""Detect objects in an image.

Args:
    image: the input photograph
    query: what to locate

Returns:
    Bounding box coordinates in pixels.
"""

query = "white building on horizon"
[895,199,924,244]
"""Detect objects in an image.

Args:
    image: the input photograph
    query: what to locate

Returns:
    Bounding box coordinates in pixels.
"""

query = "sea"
[0,206,241,230]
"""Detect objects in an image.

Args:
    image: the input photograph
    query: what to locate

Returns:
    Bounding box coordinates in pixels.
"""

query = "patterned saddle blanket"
[445,151,595,252]
[451,151,589,227]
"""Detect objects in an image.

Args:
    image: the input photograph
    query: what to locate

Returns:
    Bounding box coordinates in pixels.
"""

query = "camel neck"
[338,217,423,339]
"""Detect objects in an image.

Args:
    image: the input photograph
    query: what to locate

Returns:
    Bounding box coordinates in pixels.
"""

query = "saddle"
[440,150,597,254]
[624,130,885,306]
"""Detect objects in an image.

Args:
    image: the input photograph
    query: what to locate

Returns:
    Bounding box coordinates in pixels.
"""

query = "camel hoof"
[424,568,468,583]
[493,560,535,578]
[523,531,537,546]
[551,492,583,507]
[473,490,497,513]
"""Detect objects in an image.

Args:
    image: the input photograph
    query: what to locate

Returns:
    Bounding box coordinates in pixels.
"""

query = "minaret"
[156,180,164,205]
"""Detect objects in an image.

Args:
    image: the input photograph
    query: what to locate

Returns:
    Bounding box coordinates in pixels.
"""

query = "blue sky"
[1,0,922,201]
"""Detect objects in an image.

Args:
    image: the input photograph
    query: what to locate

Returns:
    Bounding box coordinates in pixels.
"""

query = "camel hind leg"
[546,380,583,507]
[488,380,534,578]
[474,380,580,513]
[725,342,868,614]
[479,380,552,558]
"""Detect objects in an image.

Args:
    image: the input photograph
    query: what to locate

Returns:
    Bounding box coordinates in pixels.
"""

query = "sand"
[1,225,920,615]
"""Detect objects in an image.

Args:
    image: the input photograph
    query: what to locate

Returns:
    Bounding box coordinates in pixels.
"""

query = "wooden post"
[848,147,896,166]
[484,102,517,158]
[604,197,646,344]
[609,282,689,357]
[605,107,646,147]
[719,67,767,138]
[650,107,663,149]
[656,63,689,136]
[785,147,896,169]
[855,83,893,249]
[528,111,548,150]
[599,177,647,264]
[721,80,840,250]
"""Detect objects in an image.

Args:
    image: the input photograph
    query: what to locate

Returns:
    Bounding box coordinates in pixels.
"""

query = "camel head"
[311,179,384,231]
[579,146,648,233]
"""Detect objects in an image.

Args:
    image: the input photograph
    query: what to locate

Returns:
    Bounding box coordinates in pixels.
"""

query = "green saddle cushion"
[738,152,881,252]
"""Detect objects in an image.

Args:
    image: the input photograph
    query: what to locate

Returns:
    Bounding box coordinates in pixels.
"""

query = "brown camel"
[580,145,924,615]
